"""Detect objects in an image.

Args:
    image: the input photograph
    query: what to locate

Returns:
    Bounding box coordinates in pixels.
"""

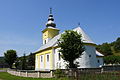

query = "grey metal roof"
[35,33,61,53]
[34,27,95,53]
[73,27,94,44]
[96,50,104,57]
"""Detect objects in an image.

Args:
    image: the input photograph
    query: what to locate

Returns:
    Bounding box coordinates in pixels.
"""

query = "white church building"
[34,9,104,70]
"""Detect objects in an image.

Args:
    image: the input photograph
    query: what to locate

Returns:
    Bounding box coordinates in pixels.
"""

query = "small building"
[34,9,104,70]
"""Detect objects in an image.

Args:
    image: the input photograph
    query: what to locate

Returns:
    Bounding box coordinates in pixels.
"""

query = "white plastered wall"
[77,45,98,68]
[54,48,67,69]
[54,45,99,69]
[97,57,103,67]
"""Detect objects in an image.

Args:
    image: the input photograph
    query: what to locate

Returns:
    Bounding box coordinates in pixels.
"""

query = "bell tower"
[42,8,59,44]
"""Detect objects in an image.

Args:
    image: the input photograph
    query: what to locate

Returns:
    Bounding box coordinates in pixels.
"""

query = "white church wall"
[54,45,99,69]
[77,45,98,68]
[97,57,103,67]
[54,48,67,69]
[75,45,98,68]
[35,55,39,70]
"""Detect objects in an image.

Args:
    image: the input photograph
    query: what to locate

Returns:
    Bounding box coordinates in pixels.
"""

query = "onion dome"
[46,8,56,28]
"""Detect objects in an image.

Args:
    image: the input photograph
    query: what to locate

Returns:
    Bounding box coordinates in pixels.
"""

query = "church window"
[89,55,91,57]
[47,55,49,62]
[58,53,61,61]
[44,40,46,44]
[98,60,100,63]
[41,56,43,62]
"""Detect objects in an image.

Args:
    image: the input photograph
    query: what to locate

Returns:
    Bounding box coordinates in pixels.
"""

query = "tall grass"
[68,72,120,80]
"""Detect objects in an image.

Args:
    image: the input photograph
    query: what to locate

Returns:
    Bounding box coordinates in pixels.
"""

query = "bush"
[54,69,65,78]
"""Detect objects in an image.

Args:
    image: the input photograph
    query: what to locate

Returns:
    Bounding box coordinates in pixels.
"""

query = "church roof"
[96,51,104,57]
[73,27,94,44]
[35,26,96,53]
[36,33,61,52]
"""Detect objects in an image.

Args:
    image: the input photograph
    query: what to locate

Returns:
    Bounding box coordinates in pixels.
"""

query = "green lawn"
[0,68,8,70]
[0,72,120,80]
[0,72,64,80]
[79,73,120,80]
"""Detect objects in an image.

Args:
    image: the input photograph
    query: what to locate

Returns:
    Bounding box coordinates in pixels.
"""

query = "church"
[34,9,104,70]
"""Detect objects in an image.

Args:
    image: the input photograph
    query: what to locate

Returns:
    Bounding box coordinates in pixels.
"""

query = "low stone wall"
[7,69,53,78]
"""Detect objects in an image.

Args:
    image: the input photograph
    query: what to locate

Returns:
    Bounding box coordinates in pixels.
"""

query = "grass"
[0,68,8,70]
[79,73,120,80]
[0,72,66,80]
[0,72,120,80]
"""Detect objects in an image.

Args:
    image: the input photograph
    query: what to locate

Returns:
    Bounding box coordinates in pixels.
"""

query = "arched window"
[98,60,100,63]
[44,40,46,44]
[47,55,49,62]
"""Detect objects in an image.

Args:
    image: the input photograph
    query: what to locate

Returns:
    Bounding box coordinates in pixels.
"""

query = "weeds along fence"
[54,68,102,78]
[54,68,120,80]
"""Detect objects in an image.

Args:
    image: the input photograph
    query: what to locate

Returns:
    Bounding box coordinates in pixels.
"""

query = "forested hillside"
[96,37,120,64]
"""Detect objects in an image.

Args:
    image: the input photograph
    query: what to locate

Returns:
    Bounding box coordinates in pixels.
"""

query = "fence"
[7,66,120,78]
[55,68,102,78]
[7,68,102,78]
[7,69,53,78]
[103,65,120,71]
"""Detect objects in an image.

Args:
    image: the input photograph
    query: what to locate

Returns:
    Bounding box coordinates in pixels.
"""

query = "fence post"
[26,71,28,77]
[50,70,53,77]
[75,71,77,78]
[101,68,103,73]
[38,71,40,78]
[19,71,21,76]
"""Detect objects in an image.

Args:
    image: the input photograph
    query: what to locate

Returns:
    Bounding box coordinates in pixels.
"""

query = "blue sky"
[0,0,120,56]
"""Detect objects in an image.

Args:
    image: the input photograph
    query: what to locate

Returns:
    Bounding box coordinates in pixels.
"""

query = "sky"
[0,0,120,57]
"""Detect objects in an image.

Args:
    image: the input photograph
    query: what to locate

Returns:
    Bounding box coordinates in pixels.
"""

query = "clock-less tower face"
[42,27,59,44]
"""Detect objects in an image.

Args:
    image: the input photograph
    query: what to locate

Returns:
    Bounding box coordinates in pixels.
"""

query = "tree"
[27,53,35,69]
[113,37,120,52]
[58,30,84,68]
[96,43,113,56]
[21,53,27,70]
[104,55,120,65]
[4,50,17,68]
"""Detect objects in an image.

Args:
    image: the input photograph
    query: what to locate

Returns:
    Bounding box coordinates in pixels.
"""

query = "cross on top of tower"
[50,8,52,14]
[46,8,56,28]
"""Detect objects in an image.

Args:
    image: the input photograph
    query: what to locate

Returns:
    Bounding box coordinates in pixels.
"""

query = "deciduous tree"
[4,50,17,68]
[58,30,84,68]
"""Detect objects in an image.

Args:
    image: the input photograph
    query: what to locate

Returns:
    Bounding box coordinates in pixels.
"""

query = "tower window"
[44,40,46,44]
[47,55,49,62]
